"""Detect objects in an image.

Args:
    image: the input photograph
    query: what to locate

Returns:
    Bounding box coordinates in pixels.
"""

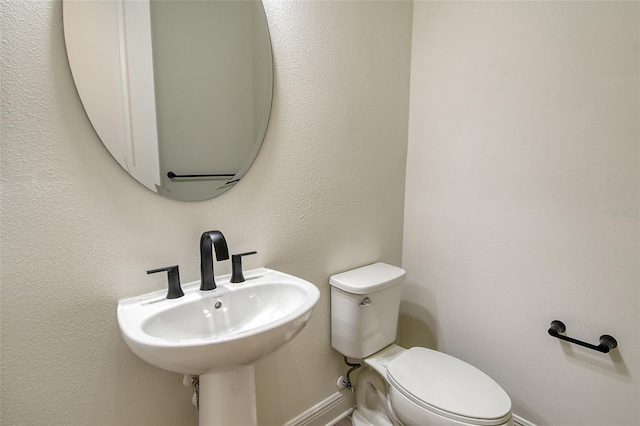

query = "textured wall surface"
[403,2,639,425]
[0,0,412,424]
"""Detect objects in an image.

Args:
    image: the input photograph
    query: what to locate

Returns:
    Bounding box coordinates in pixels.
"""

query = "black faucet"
[200,230,230,291]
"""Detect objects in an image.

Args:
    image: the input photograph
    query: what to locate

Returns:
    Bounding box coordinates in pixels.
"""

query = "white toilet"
[330,263,513,426]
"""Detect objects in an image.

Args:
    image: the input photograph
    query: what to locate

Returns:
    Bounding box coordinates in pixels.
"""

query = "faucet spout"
[200,230,230,291]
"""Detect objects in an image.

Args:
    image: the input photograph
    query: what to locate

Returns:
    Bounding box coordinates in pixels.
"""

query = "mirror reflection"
[63,0,273,201]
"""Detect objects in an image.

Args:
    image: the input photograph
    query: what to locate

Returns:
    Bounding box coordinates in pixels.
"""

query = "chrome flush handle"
[359,297,372,307]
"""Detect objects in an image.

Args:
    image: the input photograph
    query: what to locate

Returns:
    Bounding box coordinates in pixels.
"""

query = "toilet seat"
[387,347,512,426]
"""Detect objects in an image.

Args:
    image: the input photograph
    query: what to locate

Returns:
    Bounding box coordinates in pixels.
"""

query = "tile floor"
[333,417,352,426]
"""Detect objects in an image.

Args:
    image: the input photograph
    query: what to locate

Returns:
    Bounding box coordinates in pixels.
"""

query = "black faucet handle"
[147,265,184,299]
[230,251,257,283]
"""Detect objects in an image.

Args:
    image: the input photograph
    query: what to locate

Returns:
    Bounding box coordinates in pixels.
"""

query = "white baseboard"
[284,390,355,426]
[284,392,534,426]
[514,414,537,426]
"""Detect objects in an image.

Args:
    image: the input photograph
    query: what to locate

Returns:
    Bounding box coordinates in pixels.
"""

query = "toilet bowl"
[330,263,513,426]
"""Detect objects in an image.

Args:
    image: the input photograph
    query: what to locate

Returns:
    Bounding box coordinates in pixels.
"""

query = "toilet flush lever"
[359,297,372,307]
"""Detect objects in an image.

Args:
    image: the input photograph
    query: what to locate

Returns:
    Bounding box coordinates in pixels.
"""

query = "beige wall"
[403,2,639,425]
[0,1,412,425]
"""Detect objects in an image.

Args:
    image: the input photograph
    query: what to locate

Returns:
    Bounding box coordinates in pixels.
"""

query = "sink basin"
[117,268,320,375]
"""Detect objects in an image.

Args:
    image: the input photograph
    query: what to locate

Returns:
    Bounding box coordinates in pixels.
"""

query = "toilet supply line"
[338,356,361,392]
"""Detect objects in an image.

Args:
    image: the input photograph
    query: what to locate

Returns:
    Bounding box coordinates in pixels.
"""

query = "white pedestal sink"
[117,268,320,426]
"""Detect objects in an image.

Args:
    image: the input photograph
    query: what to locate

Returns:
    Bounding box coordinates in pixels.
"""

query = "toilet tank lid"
[329,263,406,294]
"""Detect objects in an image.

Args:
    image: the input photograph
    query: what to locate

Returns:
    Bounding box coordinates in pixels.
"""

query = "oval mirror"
[63,0,273,201]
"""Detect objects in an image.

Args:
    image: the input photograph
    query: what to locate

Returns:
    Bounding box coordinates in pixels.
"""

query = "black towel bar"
[167,171,235,179]
[548,320,617,353]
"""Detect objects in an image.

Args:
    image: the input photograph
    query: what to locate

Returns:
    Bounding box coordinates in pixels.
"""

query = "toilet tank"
[330,263,406,359]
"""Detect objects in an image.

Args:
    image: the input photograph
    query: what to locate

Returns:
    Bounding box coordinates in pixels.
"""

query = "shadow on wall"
[558,340,631,381]
[397,301,438,350]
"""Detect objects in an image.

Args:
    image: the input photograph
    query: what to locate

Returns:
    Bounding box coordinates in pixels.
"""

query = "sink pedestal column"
[199,365,257,426]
